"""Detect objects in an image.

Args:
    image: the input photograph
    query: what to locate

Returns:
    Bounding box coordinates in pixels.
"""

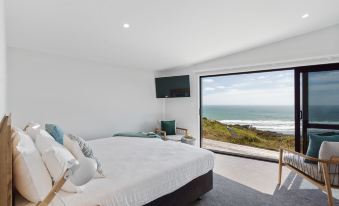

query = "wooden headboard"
[0,114,13,206]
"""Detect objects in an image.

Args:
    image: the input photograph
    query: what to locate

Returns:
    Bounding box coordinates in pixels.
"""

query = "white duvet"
[18,137,214,206]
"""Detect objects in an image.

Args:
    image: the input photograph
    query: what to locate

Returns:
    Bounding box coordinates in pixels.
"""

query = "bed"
[0,115,214,206]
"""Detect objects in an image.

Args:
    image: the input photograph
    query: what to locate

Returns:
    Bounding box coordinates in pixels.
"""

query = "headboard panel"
[0,114,13,206]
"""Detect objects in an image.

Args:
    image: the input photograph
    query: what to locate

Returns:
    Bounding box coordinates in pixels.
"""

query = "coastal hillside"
[202,117,294,151]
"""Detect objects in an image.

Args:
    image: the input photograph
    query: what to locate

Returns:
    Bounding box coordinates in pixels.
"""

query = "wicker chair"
[155,127,188,141]
[278,148,339,206]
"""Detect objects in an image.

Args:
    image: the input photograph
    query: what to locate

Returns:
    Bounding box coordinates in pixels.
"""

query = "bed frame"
[146,170,213,206]
[0,114,213,206]
[0,114,13,206]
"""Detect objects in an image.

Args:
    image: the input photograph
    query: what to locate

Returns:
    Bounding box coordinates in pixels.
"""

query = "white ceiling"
[5,0,339,70]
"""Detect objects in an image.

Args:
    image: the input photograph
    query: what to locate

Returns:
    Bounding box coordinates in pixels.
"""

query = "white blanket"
[18,137,214,206]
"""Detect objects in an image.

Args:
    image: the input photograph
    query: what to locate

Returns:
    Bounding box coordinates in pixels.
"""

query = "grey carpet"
[192,172,339,206]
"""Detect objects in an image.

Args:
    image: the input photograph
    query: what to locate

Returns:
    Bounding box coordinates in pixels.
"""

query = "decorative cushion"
[12,128,52,203]
[306,133,339,159]
[319,141,339,173]
[45,124,64,145]
[67,134,104,177]
[35,133,83,193]
[161,120,176,135]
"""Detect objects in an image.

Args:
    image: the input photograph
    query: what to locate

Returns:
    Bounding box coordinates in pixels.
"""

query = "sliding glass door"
[200,62,339,158]
[295,63,339,153]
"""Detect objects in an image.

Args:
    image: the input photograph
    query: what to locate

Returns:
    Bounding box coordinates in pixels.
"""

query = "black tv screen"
[155,75,190,98]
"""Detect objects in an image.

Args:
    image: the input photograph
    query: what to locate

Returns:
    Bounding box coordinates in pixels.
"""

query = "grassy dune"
[202,117,294,151]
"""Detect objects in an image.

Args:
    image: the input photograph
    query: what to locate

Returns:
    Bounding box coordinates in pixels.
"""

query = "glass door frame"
[295,62,339,153]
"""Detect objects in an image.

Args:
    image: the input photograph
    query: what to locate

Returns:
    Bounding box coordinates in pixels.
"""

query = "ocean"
[202,105,295,135]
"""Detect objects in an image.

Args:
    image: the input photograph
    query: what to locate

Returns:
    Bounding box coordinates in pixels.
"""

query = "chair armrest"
[280,148,332,164]
[176,127,188,136]
[329,156,339,164]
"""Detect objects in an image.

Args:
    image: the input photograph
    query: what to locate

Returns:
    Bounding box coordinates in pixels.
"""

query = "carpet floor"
[192,154,339,206]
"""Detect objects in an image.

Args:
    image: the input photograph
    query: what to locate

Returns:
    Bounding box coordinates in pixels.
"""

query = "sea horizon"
[202,105,294,135]
[203,104,339,135]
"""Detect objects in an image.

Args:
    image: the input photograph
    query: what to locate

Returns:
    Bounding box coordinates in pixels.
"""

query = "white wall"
[8,48,162,140]
[157,24,339,146]
[0,0,6,116]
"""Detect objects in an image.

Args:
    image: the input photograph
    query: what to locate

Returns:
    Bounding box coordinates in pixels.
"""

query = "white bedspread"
[48,137,214,206]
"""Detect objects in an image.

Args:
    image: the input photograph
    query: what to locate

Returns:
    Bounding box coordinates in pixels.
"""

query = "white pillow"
[12,128,52,203]
[26,124,51,142]
[42,146,84,193]
[36,134,84,193]
[319,141,339,173]
[35,131,57,154]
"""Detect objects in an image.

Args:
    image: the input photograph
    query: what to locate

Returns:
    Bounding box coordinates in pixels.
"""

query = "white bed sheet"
[17,137,214,206]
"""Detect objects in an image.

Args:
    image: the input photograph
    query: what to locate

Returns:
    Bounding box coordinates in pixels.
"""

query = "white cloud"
[257,76,267,79]
[203,79,214,83]
[228,82,250,89]
[204,87,215,91]
[202,70,294,105]
[203,87,293,105]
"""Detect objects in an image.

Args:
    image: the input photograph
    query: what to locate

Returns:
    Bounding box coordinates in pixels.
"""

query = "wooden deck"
[202,138,279,161]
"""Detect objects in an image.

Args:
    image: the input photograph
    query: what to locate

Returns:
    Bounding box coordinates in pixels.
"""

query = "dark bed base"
[145,170,213,206]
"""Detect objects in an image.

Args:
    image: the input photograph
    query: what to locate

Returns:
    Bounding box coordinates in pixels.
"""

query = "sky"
[202,70,294,105]
[309,70,339,106]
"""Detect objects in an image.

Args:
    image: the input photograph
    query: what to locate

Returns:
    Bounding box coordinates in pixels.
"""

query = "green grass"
[202,117,295,151]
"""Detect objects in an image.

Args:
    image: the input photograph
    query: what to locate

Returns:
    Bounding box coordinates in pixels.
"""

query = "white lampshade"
[69,158,97,186]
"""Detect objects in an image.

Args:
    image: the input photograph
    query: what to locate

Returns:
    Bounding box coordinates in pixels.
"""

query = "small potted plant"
[181,134,196,145]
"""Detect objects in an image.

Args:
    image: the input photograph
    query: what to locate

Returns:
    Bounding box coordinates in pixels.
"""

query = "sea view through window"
[201,70,295,158]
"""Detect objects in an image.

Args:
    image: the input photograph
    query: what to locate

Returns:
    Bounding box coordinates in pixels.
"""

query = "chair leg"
[322,163,334,206]
[278,148,283,185]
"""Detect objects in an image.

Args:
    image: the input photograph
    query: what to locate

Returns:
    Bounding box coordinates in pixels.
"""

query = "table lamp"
[37,157,97,206]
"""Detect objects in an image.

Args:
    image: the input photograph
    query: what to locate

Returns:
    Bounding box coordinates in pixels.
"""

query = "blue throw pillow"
[306,133,339,159]
[161,120,176,135]
[45,124,64,145]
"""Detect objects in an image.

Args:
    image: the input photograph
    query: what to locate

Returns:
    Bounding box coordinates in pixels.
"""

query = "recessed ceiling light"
[123,23,130,28]
[302,13,309,19]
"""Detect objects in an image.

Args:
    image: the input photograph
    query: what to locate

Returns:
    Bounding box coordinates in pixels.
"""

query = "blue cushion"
[161,120,176,135]
[306,133,339,159]
[45,124,64,145]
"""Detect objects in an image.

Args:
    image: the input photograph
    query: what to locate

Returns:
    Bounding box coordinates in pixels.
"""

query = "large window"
[200,70,295,159]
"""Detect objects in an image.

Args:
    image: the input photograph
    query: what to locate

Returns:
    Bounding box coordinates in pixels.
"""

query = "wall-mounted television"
[155,75,190,98]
